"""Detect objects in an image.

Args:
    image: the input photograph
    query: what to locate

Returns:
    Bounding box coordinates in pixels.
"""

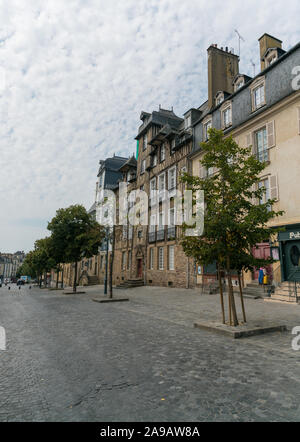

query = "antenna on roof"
[234,29,245,57]
[250,59,256,76]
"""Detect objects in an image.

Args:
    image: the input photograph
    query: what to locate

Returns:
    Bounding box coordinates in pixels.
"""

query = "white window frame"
[254,126,269,163]
[168,166,176,193]
[158,172,166,200]
[184,114,191,129]
[221,104,232,129]
[149,248,154,270]
[251,77,266,111]
[158,247,164,270]
[168,245,175,271]
[160,143,166,162]
[203,118,212,141]
[141,159,146,174]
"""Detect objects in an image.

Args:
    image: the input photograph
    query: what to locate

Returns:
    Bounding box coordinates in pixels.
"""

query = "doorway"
[137,259,143,278]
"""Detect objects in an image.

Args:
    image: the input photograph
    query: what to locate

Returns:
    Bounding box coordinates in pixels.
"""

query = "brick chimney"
[207,44,239,110]
[258,33,282,71]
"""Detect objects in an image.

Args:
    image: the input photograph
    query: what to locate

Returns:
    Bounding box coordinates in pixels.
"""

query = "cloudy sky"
[0,0,299,253]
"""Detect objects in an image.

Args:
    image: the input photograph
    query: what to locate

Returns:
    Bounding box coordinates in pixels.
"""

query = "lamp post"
[103,227,110,295]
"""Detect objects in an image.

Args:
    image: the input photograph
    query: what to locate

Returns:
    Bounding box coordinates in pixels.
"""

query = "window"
[258,178,271,211]
[158,172,165,196]
[149,212,156,232]
[169,207,175,226]
[158,247,164,270]
[203,120,212,141]
[171,139,176,155]
[207,167,214,177]
[140,184,144,191]
[152,154,157,167]
[149,248,154,270]
[128,225,133,240]
[160,143,166,162]
[168,246,175,270]
[158,210,165,229]
[253,84,265,110]
[185,114,191,129]
[143,134,147,150]
[141,159,146,174]
[222,106,232,128]
[122,225,127,239]
[138,230,143,239]
[128,251,132,269]
[150,177,156,200]
[255,127,268,162]
[122,252,126,270]
[168,167,176,191]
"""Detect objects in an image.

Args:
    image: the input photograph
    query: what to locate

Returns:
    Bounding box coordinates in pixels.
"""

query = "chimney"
[207,44,239,110]
[258,33,282,71]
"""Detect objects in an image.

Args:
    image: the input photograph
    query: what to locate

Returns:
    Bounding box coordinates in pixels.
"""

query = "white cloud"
[0,0,299,252]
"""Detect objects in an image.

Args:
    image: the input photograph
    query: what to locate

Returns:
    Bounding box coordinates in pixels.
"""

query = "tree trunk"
[109,225,115,299]
[226,256,238,326]
[238,272,247,323]
[56,270,59,289]
[44,272,47,287]
[61,267,64,289]
[217,262,226,324]
[73,262,78,293]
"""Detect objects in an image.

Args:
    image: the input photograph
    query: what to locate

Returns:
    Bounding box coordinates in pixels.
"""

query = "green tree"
[181,128,283,326]
[47,205,105,293]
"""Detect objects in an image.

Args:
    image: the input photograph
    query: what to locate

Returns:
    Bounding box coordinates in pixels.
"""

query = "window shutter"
[269,175,279,200]
[267,121,275,148]
[298,107,300,135]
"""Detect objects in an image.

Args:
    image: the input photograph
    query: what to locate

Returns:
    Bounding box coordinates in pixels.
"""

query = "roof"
[136,107,183,139]
[119,156,137,172]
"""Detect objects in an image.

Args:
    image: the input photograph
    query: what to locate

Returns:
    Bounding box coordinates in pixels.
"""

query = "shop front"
[278,225,300,282]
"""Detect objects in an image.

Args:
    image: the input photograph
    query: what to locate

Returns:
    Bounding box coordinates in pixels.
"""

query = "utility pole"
[104,227,109,295]
[109,224,115,299]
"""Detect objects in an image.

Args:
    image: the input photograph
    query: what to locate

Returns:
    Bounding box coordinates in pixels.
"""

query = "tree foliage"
[181,128,284,325]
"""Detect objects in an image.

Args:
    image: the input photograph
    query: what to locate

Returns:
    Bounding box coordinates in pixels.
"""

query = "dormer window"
[203,118,212,141]
[251,77,266,111]
[184,114,191,129]
[215,92,224,106]
[220,102,232,129]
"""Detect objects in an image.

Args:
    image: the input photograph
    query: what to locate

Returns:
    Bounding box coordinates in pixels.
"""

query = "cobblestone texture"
[0,284,299,421]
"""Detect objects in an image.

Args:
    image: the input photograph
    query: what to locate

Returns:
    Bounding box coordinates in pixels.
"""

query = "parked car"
[17,279,25,286]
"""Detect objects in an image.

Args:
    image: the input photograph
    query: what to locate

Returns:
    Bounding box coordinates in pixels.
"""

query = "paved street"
[0,283,300,422]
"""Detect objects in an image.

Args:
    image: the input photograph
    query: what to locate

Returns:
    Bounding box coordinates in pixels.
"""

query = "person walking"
[258,267,264,286]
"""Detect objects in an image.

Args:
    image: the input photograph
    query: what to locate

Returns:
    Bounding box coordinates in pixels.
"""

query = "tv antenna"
[234,29,245,57]
[250,59,256,76]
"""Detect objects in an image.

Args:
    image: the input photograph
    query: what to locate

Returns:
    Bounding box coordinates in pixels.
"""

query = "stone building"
[113,107,198,288]
[189,33,300,291]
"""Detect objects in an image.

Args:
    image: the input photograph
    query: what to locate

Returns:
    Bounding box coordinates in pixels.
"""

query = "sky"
[0,0,299,253]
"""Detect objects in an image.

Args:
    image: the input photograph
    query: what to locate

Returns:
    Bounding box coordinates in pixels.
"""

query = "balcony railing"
[157,229,165,241]
[148,231,156,243]
[167,226,176,240]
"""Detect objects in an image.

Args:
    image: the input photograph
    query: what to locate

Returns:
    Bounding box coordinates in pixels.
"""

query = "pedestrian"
[258,267,264,286]
[8,286,10,290]
[19,286,21,290]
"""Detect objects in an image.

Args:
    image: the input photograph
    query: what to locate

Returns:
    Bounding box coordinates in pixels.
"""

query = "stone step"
[266,294,299,303]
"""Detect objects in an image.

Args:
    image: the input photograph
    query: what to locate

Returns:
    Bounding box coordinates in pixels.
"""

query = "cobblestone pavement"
[0,283,300,422]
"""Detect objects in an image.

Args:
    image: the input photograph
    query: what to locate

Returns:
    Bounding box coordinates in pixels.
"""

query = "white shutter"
[267,120,275,148]
[269,175,279,200]
[298,107,300,135]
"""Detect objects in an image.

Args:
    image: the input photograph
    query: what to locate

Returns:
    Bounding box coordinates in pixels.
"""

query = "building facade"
[190,33,300,286]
